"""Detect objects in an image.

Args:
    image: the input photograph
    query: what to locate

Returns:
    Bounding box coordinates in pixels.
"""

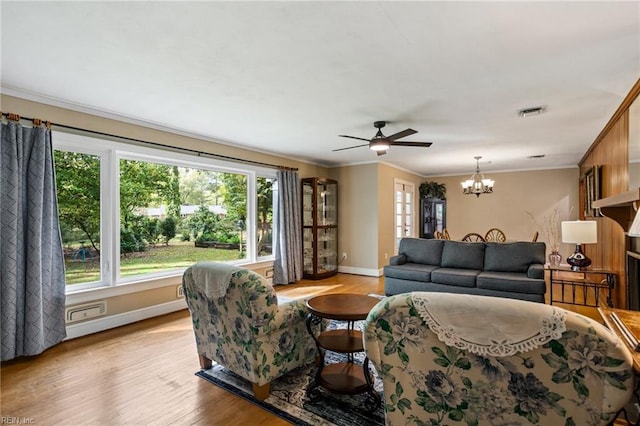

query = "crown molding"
[0,85,327,170]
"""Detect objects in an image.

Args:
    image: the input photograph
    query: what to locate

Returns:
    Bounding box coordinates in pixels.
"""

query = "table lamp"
[561,220,597,271]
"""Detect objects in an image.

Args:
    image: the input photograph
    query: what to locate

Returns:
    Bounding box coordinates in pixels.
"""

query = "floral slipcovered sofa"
[363,292,635,425]
[182,262,319,401]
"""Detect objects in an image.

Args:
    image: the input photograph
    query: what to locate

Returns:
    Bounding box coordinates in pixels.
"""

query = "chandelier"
[461,156,494,197]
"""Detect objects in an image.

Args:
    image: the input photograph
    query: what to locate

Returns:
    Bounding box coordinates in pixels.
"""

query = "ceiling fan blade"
[332,143,370,152]
[386,128,417,141]
[389,141,433,148]
[376,150,387,156]
[339,135,371,142]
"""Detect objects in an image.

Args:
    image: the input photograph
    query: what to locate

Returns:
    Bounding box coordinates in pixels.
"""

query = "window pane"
[54,150,101,285]
[257,176,274,257]
[119,159,248,279]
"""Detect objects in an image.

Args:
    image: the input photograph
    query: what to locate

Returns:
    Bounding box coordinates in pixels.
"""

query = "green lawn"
[64,241,244,284]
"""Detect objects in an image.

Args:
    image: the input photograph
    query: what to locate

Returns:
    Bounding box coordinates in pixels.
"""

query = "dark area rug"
[195,322,385,425]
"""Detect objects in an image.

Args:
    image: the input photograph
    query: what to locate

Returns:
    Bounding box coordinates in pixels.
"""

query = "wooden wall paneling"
[581,112,629,308]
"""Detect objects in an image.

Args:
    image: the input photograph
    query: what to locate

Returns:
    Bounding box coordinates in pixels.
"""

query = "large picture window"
[53,132,276,292]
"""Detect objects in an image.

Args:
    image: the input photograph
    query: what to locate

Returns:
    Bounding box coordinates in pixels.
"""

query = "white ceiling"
[2,1,639,176]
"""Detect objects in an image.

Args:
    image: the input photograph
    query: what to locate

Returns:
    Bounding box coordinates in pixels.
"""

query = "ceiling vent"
[518,106,546,118]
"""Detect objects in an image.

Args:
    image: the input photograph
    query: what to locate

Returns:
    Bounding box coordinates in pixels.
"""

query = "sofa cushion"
[430,268,480,288]
[440,241,485,270]
[476,271,546,295]
[384,263,439,282]
[484,242,546,273]
[399,238,444,265]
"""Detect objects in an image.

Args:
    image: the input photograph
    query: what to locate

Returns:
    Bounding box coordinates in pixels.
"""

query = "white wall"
[434,167,580,258]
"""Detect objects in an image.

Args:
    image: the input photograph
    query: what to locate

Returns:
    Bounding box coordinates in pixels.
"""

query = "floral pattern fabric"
[183,266,319,388]
[363,293,635,426]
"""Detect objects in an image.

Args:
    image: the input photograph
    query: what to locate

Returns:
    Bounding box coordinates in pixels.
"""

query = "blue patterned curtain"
[1,120,66,360]
[272,170,302,284]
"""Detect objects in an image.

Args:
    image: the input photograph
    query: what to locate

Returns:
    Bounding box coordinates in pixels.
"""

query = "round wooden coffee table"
[305,293,381,410]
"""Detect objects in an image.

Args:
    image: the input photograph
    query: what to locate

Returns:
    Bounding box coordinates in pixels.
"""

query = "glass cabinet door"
[316,227,337,274]
[301,177,338,279]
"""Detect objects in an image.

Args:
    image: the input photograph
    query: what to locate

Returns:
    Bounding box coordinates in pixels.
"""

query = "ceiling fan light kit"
[370,140,390,151]
[461,156,494,197]
[334,120,432,156]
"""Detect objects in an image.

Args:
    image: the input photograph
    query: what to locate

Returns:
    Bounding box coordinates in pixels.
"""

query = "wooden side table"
[305,293,381,410]
[548,266,615,307]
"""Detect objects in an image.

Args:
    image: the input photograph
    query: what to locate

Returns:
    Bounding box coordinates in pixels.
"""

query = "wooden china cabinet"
[302,177,338,279]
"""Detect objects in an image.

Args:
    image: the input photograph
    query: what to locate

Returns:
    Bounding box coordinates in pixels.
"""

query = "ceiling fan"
[333,121,433,156]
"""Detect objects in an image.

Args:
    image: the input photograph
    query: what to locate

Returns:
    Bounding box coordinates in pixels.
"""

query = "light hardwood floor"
[0,274,602,425]
[0,274,385,425]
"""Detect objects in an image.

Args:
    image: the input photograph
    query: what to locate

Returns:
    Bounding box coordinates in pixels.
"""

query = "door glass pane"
[405,214,411,236]
[55,150,101,286]
[394,181,414,253]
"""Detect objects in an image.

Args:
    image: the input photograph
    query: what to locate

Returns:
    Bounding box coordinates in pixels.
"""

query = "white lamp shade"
[629,209,640,237]
[561,220,597,244]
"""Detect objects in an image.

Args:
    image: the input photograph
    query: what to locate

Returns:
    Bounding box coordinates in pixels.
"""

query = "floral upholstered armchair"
[363,292,635,426]
[182,262,318,401]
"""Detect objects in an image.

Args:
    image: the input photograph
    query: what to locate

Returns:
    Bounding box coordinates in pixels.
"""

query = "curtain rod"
[0,111,298,171]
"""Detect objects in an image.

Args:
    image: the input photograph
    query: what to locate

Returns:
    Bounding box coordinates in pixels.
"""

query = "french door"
[394,180,415,254]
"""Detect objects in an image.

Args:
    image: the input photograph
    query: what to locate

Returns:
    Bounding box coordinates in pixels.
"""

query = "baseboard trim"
[65,299,187,340]
[338,266,382,277]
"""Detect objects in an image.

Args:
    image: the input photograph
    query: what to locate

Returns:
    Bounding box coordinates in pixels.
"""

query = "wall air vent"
[65,301,107,323]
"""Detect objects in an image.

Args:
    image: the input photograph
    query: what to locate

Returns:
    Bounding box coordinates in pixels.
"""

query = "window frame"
[53,131,277,296]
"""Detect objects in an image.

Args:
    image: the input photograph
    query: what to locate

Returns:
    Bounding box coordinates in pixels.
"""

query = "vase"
[548,251,562,267]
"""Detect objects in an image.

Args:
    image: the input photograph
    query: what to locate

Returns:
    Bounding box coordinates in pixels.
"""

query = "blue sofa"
[384,238,547,302]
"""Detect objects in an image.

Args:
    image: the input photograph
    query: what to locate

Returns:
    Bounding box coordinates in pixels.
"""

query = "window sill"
[65,259,274,305]
[66,274,182,305]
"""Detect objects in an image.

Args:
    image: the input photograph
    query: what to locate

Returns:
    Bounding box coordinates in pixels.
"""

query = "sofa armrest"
[527,264,544,279]
[389,254,407,265]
